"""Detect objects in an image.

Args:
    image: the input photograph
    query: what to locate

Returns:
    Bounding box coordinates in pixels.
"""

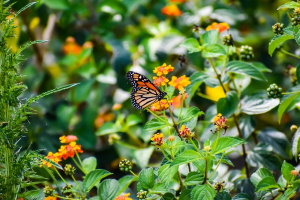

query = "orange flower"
[82,41,93,49]
[115,193,132,200]
[41,152,62,168]
[153,63,174,76]
[59,135,78,143]
[179,125,194,140]
[153,76,169,87]
[170,0,187,3]
[290,170,299,176]
[62,36,82,55]
[151,133,164,146]
[149,99,172,112]
[169,75,191,91]
[94,112,114,128]
[44,197,58,200]
[161,4,182,17]
[206,22,230,33]
[112,103,122,111]
[58,142,83,160]
[171,93,188,108]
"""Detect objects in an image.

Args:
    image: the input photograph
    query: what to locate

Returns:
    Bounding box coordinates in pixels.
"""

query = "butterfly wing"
[127,71,167,110]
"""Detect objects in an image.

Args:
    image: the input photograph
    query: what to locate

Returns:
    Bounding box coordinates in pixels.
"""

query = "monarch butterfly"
[126,71,167,110]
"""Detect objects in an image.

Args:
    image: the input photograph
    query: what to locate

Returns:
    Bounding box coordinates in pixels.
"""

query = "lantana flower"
[178,125,194,140]
[161,4,182,17]
[62,36,82,55]
[149,99,172,112]
[206,22,230,33]
[171,93,188,108]
[42,152,62,168]
[59,135,78,143]
[153,63,174,77]
[153,76,169,87]
[151,133,164,146]
[169,75,191,91]
[58,142,83,160]
[213,113,229,132]
[115,193,132,200]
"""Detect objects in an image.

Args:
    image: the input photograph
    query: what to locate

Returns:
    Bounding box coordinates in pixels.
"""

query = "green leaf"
[277,1,300,10]
[241,94,280,115]
[139,168,155,189]
[144,118,169,132]
[277,188,297,200]
[250,62,272,73]
[83,169,112,192]
[281,161,295,183]
[191,184,216,200]
[215,191,231,200]
[292,127,300,160]
[202,44,226,58]
[212,137,245,154]
[257,128,290,158]
[98,179,120,200]
[268,34,294,56]
[178,107,204,123]
[179,189,191,200]
[240,115,255,139]
[256,177,279,192]
[42,0,69,10]
[232,193,251,200]
[201,30,219,44]
[297,65,300,81]
[184,171,204,186]
[126,114,142,127]
[181,38,202,53]
[82,157,97,174]
[133,147,155,168]
[68,80,94,103]
[162,192,176,200]
[96,122,120,136]
[158,164,178,187]
[294,25,300,45]
[14,2,37,17]
[151,183,168,194]
[17,40,48,55]
[278,93,300,123]
[217,91,239,117]
[250,167,274,187]
[171,150,203,166]
[186,71,209,104]
[117,175,138,195]
[226,61,266,81]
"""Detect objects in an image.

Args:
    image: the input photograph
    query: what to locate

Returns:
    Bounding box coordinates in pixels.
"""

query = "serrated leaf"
[98,179,120,200]
[83,169,112,192]
[268,34,294,56]
[151,183,168,193]
[171,150,203,166]
[241,94,280,115]
[184,171,204,186]
[217,91,239,118]
[201,30,219,44]
[215,191,231,200]
[144,118,169,132]
[226,61,266,81]
[277,1,300,10]
[250,167,274,187]
[212,137,245,154]
[117,175,138,195]
[278,93,300,123]
[292,128,300,160]
[158,164,178,187]
[178,107,204,123]
[139,168,155,189]
[256,177,279,192]
[191,184,216,200]
[202,44,226,58]
[82,157,97,174]
[181,38,202,53]
[281,161,295,183]
[294,25,300,45]
[179,189,191,200]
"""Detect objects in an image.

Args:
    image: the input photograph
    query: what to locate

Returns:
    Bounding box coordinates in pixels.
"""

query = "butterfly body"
[127,71,167,110]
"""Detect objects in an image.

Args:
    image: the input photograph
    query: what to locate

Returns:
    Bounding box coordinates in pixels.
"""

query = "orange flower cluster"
[115,193,132,200]
[41,135,83,168]
[178,125,194,140]
[169,75,191,91]
[171,93,188,108]
[206,22,230,33]
[213,113,229,132]
[44,197,58,200]
[153,76,169,87]
[62,36,93,55]
[161,4,182,17]
[149,99,172,112]
[153,63,174,87]
[94,111,114,128]
[151,133,164,146]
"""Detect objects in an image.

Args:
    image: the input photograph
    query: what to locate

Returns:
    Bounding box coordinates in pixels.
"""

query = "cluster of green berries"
[44,186,55,197]
[223,34,234,46]
[267,83,283,98]
[240,45,254,60]
[137,190,148,200]
[64,164,76,176]
[272,22,284,35]
[292,8,300,26]
[62,184,75,198]
[119,159,132,172]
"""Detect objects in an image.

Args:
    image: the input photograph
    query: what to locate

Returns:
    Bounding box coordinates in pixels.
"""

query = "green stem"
[146,108,169,124]
[71,157,85,174]
[279,49,300,59]
[54,167,68,185]
[168,106,180,135]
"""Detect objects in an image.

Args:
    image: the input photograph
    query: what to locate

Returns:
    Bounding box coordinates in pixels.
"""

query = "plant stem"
[279,49,300,59]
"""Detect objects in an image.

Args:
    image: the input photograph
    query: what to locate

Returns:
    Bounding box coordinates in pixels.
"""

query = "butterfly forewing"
[127,71,167,110]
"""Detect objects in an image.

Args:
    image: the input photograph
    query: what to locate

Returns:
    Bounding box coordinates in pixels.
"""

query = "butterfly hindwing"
[127,71,167,110]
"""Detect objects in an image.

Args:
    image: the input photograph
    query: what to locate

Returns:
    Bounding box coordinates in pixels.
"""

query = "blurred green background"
[9,0,299,174]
